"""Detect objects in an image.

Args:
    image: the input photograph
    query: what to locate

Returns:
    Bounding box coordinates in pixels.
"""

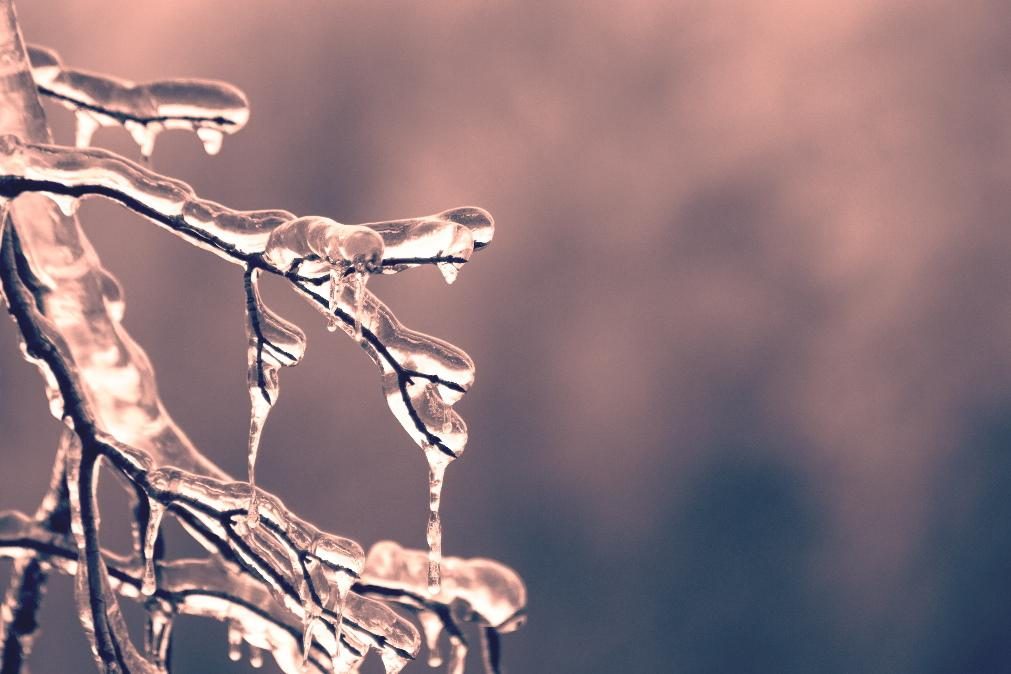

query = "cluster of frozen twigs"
[0,6,524,674]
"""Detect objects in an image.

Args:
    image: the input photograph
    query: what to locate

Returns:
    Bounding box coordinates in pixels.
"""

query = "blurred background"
[2,1,1011,672]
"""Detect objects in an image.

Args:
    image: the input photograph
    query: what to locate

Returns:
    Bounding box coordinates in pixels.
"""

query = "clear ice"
[141,497,166,596]
[0,83,521,670]
[27,44,249,159]
[363,541,527,632]
[243,268,306,528]
[417,610,444,667]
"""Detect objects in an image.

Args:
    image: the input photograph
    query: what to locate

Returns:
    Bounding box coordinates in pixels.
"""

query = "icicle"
[321,567,355,666]
[381,648,410,674]
[125,120,160,160]
[418,610,444,667]
[242,268,306,530]
[446,637,467,674]
[244,392,270,530]
[437,261,461,284]
[227,620,243,662]
[44,192,78,217]
[196,126,224,155]
[332,645,365,674]
[424,443,451,595]
[301,597,321,670]
[249,645,264,669]
[74,111,100,148]
[141,498,166,596]
[351,269,365,340]
[144,604,174,668]
[328,266,343,332]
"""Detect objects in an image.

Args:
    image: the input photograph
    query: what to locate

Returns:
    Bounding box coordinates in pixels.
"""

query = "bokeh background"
[2,1,1011,672]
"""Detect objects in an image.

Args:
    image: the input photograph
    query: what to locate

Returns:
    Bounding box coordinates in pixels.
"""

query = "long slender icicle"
[424,444,451,595]
[328,266,343,332]
[245,392,269,530]
[242,268,306,529]
[417,610,444,667]
[140,498,165,596]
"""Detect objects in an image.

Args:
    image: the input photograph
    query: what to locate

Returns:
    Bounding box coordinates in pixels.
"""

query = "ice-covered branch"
[0,137,493,592]
[0,511,414,673]
[0,6,525,672]
[27,44,248,158]
[1,224,421,672]
[360,542,527,674]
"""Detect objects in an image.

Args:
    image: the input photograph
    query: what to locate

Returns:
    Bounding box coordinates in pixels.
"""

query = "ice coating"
[0,122,514,672]
[0,486,422,672]
[263,216,384,275]
[28,44,249,158]
[243,268,306,528]
[25,44,60,85]
[263,216,383,339]
[362,207,494,284]
[362,541,527,632]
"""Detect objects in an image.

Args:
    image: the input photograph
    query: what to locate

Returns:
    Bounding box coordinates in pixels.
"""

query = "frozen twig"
[0,3,525,672]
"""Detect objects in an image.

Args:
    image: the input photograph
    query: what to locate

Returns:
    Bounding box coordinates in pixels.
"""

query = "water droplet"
[196,126,224,155]
[227,621,242,662]
[248,645,264,669]
[418,610,444,667]
[141,498,165,596]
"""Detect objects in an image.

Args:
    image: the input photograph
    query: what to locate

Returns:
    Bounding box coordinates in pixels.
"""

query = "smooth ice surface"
[27,44,249,158]
[363,541,527,631]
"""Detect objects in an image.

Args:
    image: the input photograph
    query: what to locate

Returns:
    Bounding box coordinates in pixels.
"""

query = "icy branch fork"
[0,7,523,674]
